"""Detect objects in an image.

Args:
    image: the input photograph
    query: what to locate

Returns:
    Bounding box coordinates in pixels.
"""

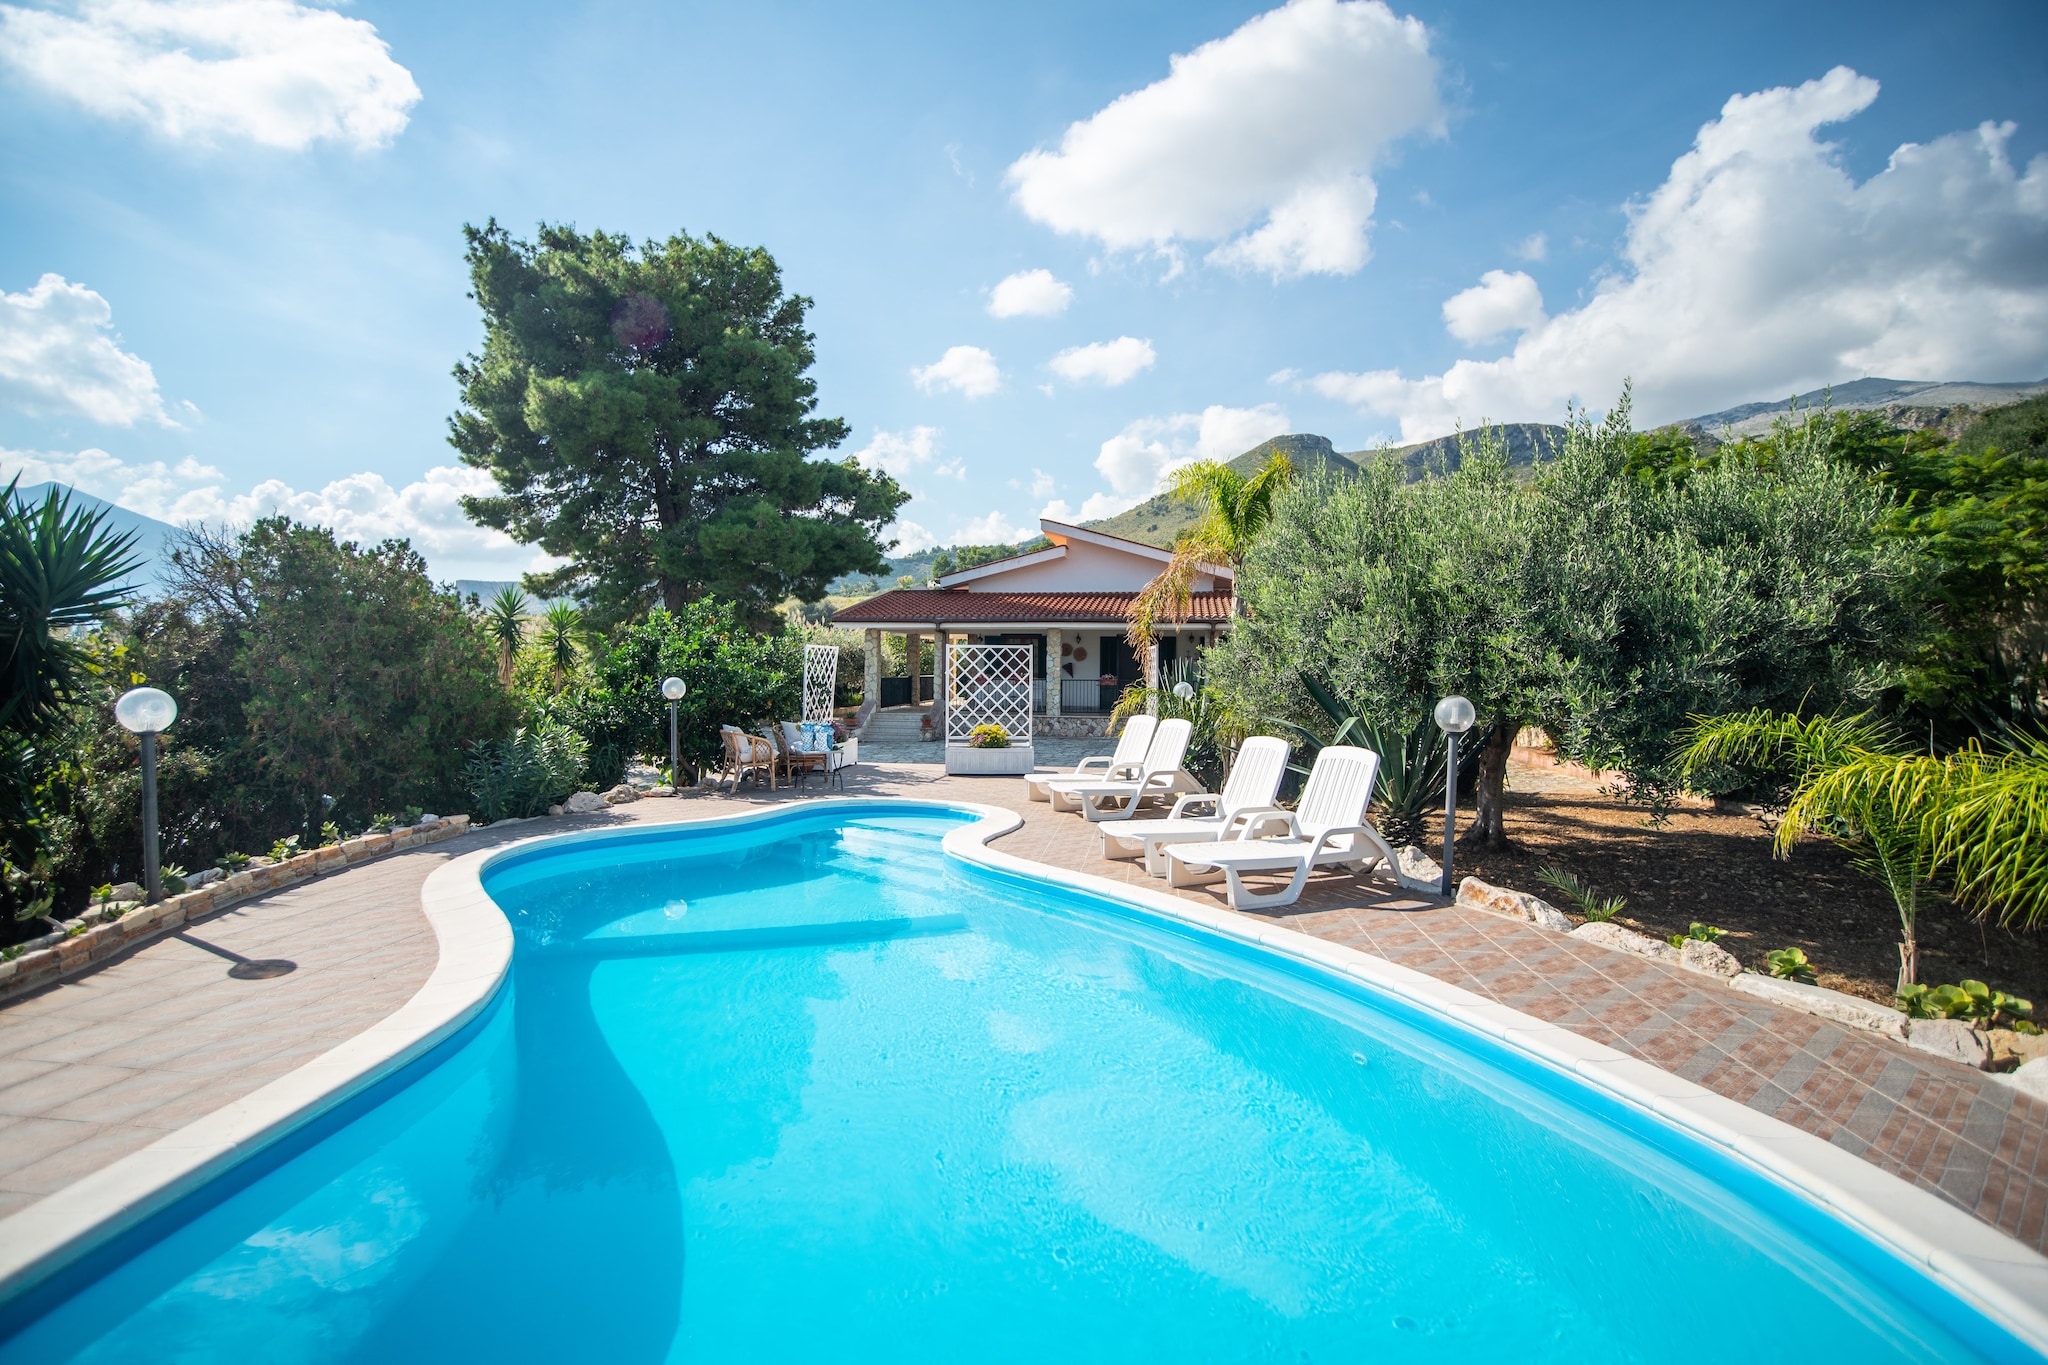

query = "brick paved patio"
[1,761,2042,1258]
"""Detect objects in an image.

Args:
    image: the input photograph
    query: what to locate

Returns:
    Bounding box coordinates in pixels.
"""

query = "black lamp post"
[115,686,178,903]
[661,676,687,785]
[1434,695,1475,897]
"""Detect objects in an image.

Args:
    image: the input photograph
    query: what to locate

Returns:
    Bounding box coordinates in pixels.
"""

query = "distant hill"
[1681,377,2048,438]
[1083,423,1569,548]
[12,482,181,594]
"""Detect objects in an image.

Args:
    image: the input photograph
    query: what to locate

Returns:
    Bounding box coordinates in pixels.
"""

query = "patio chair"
[1064,718,1201,823]
[1099,735,1292,873]
[1161,745,1396,910]
[717,725,775,793]
[1023,714,1157,809]
[777,721,831,789]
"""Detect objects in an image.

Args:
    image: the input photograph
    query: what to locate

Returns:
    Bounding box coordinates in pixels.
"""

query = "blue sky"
[2,0,2045,578]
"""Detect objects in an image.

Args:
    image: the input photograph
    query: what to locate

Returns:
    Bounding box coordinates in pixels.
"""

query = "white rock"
[648,785,676,798]
[1569,921,1682,963]
[1456,877,1572,932]
[547,804,565,817]
[1679,938,1743,979]
[1725,973,1908,1040]
[186,867,224,888]
[604,784,640,805]
[1905,1018,1989,1069]
[417,814,439,825]
[1394,844,1442,889]
[562,791,608,814]
[107,881,143,903]
[1991,1057,2048,1101]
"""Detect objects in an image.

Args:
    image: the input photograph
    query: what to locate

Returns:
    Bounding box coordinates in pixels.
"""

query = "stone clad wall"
[0,818,471,1005]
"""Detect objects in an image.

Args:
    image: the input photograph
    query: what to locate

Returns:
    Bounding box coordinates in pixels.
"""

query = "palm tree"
[541,600,582,692]
[1677,709,2048,990]
[1127,451,1293,653]
[1,480,140,920]
[482,584,528,687]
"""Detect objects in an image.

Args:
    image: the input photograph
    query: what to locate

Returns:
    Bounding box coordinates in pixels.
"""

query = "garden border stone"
[1725,970,1909,1042]
[0,818,471,1006]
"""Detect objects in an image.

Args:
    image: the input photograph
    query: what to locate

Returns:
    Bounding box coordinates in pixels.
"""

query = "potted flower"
[919,713,935,742]
[968,723,1010,749]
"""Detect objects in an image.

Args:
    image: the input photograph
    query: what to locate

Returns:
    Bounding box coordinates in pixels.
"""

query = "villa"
[836,518,1233,731]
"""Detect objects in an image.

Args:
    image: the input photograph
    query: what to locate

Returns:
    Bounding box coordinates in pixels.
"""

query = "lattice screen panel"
[803,644,840,722]
[944,644,1033,744]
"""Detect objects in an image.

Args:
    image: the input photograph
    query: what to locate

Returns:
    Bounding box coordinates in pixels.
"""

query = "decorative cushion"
[800,720,835,753]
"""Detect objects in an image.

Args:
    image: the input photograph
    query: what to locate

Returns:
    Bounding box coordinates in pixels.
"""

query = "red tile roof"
[831,588,1233,626]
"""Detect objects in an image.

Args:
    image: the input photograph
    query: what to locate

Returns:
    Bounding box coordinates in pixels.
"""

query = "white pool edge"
[3,795,2044,1354]
[0,848,513,1306]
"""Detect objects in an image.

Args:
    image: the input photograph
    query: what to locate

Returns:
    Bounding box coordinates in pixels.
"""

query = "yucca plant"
[1678,709,2048,990]
[1109,660,1246,791]
[541,600,582,692]
[481,584,529,687]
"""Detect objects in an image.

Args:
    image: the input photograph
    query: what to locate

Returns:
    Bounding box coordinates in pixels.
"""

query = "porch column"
[903,632,923,707]
[933,631,950,735]
[1145,640,1161,716]
[862,629,882,706]
[1045,627,1063,719]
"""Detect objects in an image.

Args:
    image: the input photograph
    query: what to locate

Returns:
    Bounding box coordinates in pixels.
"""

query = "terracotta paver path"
[2,760,2043,1259]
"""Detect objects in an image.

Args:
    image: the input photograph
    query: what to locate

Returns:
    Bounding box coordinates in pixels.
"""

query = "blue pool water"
[0,805,2034,1362]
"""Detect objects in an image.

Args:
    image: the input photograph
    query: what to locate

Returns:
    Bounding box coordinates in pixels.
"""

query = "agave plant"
[1678,708,2048,989]
[1273,675,1472,849]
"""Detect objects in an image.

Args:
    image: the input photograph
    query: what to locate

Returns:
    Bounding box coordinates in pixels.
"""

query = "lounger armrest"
[1168,792,1220,819]
[1233,807,1299,840]
[1306,824,1377,859]
[1071,755,1113,775]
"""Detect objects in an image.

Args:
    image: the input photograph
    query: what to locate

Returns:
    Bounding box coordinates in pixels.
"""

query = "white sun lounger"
[1023,714,1157,807]
[1099,735,1293,873]
[1070,719,1200,823]
[1162,745,1405,910]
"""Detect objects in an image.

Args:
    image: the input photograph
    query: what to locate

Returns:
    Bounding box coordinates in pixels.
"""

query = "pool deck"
[1,760,2043,1261]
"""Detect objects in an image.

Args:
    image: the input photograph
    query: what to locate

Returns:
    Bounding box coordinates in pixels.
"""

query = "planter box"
[945,743,1037,776]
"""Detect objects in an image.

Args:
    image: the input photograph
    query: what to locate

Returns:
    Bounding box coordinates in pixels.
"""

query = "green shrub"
[466,721,589,822]
[1765,946,1817,984]
[1667,922,1727,948]
[1897,979,2034,1027]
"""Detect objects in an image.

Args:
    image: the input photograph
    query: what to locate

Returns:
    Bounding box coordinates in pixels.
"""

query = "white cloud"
[0,0,420,151]
[987,269,1073,318]
[884,519,937,555]
[1441,269,1546,345]
[1092,403,1290,498]
[1004,0,1442,279]
[0,445,542,577]
[1312,67,2048,439]
[911,345,1002,399]
[852,425,942,479]
[1048,336,1157,387]
[1040,491,1136,523]
[951,511,1028,545]
[0,273,173,425]
[1511,232,1548,262]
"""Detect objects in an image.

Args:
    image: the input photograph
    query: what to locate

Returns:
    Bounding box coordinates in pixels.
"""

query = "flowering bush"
[968,723,1010,749]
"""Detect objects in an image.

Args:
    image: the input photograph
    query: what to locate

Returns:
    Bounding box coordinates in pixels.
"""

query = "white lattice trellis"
[803,644,840,722]
[944,644,1033,745]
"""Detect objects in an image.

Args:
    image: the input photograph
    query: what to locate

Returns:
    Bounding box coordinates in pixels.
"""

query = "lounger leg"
[1166,857,1225,889]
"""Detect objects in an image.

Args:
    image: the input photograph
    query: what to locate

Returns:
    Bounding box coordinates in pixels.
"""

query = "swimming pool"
[1,802,2042,1361]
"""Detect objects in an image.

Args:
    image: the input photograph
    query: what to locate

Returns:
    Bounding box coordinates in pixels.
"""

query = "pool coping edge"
[936,801,2048,1355]
[0,794,2041,1353]
[0,841,513,1306]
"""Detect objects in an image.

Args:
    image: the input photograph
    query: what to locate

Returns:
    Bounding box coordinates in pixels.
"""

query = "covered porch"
[832,586,1232,731]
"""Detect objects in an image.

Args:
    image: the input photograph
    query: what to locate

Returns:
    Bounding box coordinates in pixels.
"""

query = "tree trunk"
[1897,939,1918,994]
[1458,722,1517,848]
[661,577,685,615]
